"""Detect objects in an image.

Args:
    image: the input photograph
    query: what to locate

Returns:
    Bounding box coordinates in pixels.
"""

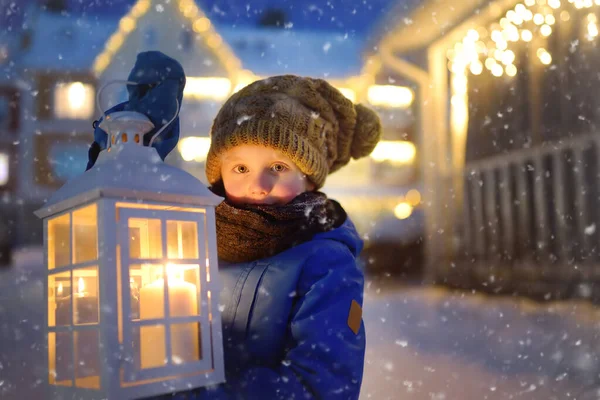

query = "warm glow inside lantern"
[36,111,224,400]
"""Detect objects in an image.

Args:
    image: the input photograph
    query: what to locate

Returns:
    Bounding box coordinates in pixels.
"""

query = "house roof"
[17,3,364,79]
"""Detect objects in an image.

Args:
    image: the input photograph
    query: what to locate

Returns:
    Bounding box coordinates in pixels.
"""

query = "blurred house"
[0,0,424,270]
[375,0,600,297]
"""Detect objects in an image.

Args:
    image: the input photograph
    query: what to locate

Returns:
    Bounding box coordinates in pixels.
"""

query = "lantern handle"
[148,97,180,148]
[96,79,140,149]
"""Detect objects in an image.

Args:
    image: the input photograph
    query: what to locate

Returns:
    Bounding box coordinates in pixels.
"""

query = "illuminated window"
[54,82,95,120]
[367,85,414,108]
[178,137,212,162]
[0,152,8,186]
[184,77,231,101]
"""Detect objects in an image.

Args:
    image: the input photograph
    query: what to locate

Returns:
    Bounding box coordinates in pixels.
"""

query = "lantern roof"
[35,142,223,219]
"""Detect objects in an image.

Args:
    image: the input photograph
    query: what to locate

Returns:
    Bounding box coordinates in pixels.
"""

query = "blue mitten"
[86,51,186,170]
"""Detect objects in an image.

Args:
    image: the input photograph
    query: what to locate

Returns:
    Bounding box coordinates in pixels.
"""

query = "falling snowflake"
[237,114,253,125]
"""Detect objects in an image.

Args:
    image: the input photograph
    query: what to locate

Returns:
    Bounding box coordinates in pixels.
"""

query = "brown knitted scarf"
[214,191,346,263]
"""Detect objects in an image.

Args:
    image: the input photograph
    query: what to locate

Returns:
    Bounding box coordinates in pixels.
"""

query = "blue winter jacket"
[173,217,366,399]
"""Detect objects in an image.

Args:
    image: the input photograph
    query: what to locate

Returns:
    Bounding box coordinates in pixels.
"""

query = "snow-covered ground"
[361,280,600,399]
[1,250,600,399]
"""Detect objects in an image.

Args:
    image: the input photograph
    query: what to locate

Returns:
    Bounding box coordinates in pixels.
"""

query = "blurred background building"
[0,0,425,276]
[375,0,600,299]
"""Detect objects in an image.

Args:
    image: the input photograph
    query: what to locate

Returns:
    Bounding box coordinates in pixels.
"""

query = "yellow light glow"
[537,48,552,64]
[367,85,414,108]
[119,16,135,33]
[0,152,7,186]
[106,33,125,53]
[496,40,508,50]
[405,189,421,206]
[193,17,211,33]
[206,34,222,48]
[540,24,552,36]
[178,137,212,162]
[525,0,536,5]
[506,64,518,76]
[515,4,527,14]
[370,141,416,164]
[57,282,63,296]
[184,77,231,100]
[588,21,598,38]
[533,13,545,25]
[548,0,561,8]
[470,61,483,75]
[132,0,150,17]
[588,13,598,23]
[491,30,503,42]
[485,57,496,70]
[491,64,504,77]
[183,5,199,19]
[336,87,357,102]
[467,29,479,41]
[521,29,533,41]
[506,26,520,41]
[493,49,503,61]
[501,50,515,65]
[394,202,413,220]
[522,9,533,21]
[68,82,86,110]
[452,74,468,91]
[545,14,556,25]
[560,10,570,21]
[78,277,85,295]
[54,82,95,119]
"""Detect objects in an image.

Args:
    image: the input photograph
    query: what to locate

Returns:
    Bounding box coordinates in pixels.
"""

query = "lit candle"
[139,267,198,369]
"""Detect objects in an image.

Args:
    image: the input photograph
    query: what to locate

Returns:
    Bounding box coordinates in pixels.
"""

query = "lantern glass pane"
[167,263,200,317]
[72,204,98,264]
[167,220,199,259]
[129,218,162,259]
[49,271,71,327]
[48,331,73,386]
[140,325,167,369]
[171,322,201,364]
[48,213,71,270]
[74,330,100,389]
[135,264,165,320]
[72,267,99,325]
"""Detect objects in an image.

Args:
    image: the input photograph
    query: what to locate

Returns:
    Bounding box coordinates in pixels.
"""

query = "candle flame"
[78,277,85,295]
[57,282,63,296]
[166,263,184,282]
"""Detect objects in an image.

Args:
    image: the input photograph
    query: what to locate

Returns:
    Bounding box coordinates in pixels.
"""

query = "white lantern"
[35,111,225,400]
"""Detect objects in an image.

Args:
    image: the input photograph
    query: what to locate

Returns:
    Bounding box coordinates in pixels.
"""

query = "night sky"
[1,0,422,39]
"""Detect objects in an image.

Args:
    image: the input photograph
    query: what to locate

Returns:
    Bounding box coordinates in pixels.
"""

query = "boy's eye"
[270,163,288,173]
[233,165,248,173]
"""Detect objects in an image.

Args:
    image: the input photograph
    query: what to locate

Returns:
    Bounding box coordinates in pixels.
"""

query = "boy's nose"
[249,172,274,196]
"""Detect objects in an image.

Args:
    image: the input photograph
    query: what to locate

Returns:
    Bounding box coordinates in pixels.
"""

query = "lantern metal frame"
[36,136,225,400]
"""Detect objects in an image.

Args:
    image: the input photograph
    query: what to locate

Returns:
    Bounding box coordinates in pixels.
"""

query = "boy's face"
[220,144,315,206]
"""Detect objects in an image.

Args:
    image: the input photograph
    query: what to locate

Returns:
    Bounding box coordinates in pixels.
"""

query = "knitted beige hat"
[205,75,382,189]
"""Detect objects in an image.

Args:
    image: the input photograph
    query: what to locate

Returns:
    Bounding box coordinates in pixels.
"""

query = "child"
[178,75,382,400]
